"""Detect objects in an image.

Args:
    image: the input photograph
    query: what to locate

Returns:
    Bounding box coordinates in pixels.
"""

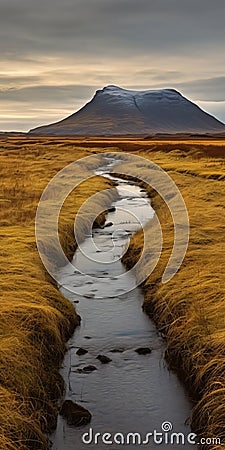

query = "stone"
[110,348,124,353]
[135,347,152,355]
[96,354,112,364]
[84,293,95,299]
[76,314,81,325]
[108,207,116,213]
[104,222,113,228]
[60,400,92,426]
[82,365,97,372]
[76,348,88,356]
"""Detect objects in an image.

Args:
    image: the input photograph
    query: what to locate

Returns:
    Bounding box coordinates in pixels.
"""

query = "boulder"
[60,400,92,426]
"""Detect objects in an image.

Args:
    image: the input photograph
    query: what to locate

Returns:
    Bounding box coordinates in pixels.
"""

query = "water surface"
[52,160,194,449]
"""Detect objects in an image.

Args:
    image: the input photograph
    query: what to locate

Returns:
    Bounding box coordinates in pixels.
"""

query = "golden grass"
[117,147,225,449]
[0,140,116,449]
[1,137,225,449]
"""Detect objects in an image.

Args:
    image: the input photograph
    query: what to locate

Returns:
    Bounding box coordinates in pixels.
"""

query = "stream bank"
[52,158,194,449]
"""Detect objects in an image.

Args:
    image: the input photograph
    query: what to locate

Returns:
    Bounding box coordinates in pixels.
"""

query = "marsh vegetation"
[0,137,224,449]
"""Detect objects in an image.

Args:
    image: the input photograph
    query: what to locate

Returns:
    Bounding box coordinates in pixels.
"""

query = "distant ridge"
[29,85,225,136]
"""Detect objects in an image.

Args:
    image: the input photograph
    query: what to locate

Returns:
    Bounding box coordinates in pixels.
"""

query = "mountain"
[29,85,225,136]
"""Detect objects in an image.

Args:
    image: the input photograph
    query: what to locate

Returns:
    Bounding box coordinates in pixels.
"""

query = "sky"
[0,0,225,131]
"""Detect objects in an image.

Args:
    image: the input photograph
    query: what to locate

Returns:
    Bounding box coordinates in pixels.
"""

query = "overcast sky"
[0,0,225,131]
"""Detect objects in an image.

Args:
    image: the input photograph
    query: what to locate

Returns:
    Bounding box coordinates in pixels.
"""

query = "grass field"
[0,137,225,449]
[0,140,116,450]
[115,145,225,449]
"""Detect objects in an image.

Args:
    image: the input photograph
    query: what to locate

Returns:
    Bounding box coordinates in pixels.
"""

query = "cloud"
[0,85,95,103]
[175,77,225,102]
[0,0,225,129]
[0,0,225,57]
[199,102,225,123]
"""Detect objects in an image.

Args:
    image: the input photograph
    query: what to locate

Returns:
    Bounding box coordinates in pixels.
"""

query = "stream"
[52,157,194,449]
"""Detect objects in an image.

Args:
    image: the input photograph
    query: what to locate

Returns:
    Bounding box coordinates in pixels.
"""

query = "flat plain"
[0,137,224,449]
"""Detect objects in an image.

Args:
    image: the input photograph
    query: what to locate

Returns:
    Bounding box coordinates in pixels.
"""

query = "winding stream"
[52,158,194,449]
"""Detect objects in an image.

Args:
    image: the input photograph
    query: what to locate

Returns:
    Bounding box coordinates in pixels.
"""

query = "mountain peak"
[97,85,182,97]
[30,85,225,136]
